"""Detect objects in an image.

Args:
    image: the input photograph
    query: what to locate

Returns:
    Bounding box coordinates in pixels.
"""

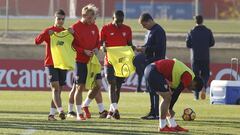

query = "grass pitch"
[0,91,239,135]
[0,18,240,34]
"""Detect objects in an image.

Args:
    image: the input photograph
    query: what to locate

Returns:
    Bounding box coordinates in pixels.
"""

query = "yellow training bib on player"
[172,58,195,89]
[50,30,76,70]
[85,55,102,90]
[106,46,135,77]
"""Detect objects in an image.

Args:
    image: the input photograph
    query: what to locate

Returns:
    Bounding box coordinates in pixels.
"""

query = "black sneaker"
[99,110,108,118]
[141,113,158,120]
[59,111,66,120]
[112,109,120,120]
[67,111,77,118]
[48,115,57,121]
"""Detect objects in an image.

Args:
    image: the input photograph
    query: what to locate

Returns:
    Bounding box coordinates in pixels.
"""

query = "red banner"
[0,59,239,91]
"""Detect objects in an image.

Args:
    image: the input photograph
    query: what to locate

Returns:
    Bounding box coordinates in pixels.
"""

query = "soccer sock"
[57,107,63,113]
[68,103,74,112]
[97,103,105,113]
[111,103,118,111]
[49,108,56,115]
[82,98,92,107]
[167,117,177,127]
[109,104,113,112]
[159,119,167,128]
[76,105,82,116]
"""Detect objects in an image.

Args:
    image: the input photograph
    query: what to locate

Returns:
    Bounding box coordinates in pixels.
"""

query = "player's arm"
[186,31,193,48]
[169,82,184,111]
[209,30,215,47]
[126,28,136,50]
[35,29,48,45]
[146,29,166,62]
[99,27,107,53]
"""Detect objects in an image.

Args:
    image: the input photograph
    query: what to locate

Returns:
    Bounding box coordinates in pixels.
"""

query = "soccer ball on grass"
[182,108,196,121]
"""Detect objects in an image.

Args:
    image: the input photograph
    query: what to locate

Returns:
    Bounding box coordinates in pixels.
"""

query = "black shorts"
[45,66,67,86]
[144,64,168,93]
[75,62,87,84]
[104,65,125,83]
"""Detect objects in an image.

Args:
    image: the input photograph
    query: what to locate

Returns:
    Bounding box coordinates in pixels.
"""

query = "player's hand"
[92,48,99,55]
[84,50,93,57]
[48,30,54,35]
[102,46,107,53]
[68,28,74,34]
[135,45,145,52]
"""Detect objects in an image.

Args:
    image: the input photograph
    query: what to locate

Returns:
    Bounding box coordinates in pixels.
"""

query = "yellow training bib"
[106,46,135,77]
[50,30,76,70]
[85,55,102,90]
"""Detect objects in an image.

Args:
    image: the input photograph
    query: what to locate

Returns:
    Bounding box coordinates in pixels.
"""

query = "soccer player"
[35,9,67,121]
[100,10,134,119]
[67,11,108,119]
[144,59,203,132]
[70,4,100,121]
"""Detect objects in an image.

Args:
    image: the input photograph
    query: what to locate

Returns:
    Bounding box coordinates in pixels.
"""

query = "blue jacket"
[144,24,166,64]
[186,25,215,61]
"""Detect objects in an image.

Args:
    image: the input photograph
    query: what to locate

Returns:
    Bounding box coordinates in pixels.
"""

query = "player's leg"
[95,89,108,118]
[167,88,189,132]
[46,66,65,120]
[141,64,158,120]
[105,65,118,119]
[144,64,176,132]
[94,74,108,118]
[57,69,67,120]
[74,62,87,120]
[191,60,201,100]
[82,73,107,118]
[200,60,210,100]
[115,77,125,103]
[48,100,57,121]
[67,82,77,117]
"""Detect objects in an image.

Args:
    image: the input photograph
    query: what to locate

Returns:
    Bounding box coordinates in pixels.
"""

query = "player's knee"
[108,79,116,85]
[160,92,172,102]
[76,84,85,92]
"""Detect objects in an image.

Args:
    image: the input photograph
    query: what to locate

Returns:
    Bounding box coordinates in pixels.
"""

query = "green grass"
[0,91,239,135]
[0,18,240,33]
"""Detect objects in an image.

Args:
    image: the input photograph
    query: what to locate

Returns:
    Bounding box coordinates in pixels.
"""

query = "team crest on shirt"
[91,30,95,35]
[110,33,114,36]
[122,32,126,37]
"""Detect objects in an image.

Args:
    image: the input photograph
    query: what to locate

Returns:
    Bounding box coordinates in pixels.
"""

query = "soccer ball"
[182,108,196,121]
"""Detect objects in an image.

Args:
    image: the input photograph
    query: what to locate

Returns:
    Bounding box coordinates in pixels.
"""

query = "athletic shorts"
[75,62,87,84]
[144,63,168,93]
[45,66,67,86]
[104,65,125,83]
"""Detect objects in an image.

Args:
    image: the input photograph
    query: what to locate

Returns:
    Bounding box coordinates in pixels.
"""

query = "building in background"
[0,0,239,19]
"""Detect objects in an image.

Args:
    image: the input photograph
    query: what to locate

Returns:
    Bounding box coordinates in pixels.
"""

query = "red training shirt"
[154,59,192,88]
[100,23,132,65]
[35,26,65,66]
[72,20,99,63]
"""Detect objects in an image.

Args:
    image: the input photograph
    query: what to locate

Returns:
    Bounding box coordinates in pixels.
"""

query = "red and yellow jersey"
[154,59,193,89]
[100,23,132,65]
[72,21,99,63]
[35,26,65,66]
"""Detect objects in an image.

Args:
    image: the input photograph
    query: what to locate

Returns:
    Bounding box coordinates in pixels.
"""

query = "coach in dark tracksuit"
[137,13,166,119]
[186,15,215,100]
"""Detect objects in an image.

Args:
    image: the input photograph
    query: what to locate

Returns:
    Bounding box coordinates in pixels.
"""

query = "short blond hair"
[82,4,98,16]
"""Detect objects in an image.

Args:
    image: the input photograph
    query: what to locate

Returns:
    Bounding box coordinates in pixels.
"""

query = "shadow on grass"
[0,111,238,135]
